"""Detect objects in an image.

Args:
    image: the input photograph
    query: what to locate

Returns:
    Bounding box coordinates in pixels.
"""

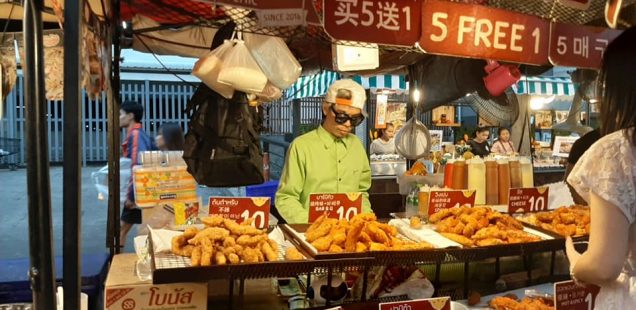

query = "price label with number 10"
[208,197,270,229]
[508,187,549,214]
[308,193,362,223]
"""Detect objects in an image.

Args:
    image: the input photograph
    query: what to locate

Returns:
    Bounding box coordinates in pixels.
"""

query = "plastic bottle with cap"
[444,159,455,188]
[497,159,511,205]
[451,159,468,190]
[509,157,522,189]
[485,158,499,205]
[468,157,486,205]
[520,157,534,188]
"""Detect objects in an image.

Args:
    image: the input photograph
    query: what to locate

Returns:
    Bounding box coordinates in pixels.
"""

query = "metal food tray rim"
[148,230,374,284]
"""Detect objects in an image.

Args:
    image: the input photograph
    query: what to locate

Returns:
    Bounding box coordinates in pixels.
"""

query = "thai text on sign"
[549,23,622,69]
[208,197,270,229]
[554,280,600,310]
[323,0,421,46]
[309,193,362,222]
[379,297,451,310]
[508,187,549,214]
[418,0,550,65]
[427,190,476,216]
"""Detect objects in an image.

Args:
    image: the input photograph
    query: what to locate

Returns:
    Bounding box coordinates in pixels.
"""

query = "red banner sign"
[379,297,450,310]
[549,23,622,69]
[419,0,550,65]
[323,0,421,46]
[208,197,270,229]
[427,190,476,216]
[309,193,362,223]
[508,187,549,214]
[554,280,600,310]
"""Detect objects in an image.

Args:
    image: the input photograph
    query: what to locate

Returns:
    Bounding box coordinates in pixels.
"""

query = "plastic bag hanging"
[192,39,235,99]
[244,33,302,89]
[218,39,268,93]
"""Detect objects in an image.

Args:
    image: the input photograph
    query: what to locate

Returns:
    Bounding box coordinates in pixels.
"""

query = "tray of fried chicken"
[429,206,553,248]
[281,213,435,259]
[516,205,590,238]
[488,294,554,310]
[169,216,306,267]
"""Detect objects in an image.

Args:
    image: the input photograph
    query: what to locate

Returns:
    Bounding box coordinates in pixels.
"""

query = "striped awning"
[286,71,340,99]
[352,75,408,90]
[513,76,576,96]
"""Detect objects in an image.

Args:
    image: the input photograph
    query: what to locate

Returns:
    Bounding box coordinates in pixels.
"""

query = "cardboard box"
[104,254,207,310]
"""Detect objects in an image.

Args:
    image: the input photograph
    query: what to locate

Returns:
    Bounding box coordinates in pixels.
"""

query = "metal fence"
[0,76,195,166]
[262,96,324,135]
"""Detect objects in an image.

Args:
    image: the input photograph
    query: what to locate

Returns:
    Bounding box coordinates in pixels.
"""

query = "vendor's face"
[383,125,395,140]
[499,130,510,142]
[119,109,133,128]
[475,130,489,142]
[323,103,363,138]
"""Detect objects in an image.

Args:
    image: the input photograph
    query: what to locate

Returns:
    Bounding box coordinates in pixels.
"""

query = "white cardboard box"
[104,254,208,310]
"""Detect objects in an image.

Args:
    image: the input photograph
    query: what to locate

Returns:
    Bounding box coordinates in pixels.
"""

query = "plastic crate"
[0,253,109,308]
[246,180,279,206]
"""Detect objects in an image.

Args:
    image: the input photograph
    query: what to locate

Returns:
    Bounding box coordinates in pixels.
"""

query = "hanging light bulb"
[412,88,421,103]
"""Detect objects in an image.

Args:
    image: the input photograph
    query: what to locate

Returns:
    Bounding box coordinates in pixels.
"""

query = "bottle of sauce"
[509,158,522,189]
[498,159,511,205]
[452,159,468,190]
[485,158,499,205]
[520,157,534,188]
[468,157,486,205]
[444,159,455,188]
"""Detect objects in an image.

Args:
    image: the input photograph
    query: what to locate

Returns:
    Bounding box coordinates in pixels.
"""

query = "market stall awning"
[351,75,408,91]
[285,71,340,99]
[513,76,576,96]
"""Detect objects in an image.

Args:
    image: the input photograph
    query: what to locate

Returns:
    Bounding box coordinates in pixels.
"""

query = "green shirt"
[275,125,372,223]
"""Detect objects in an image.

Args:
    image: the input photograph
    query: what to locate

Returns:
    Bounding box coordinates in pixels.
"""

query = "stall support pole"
[107,0,122,255]
[62,0,84,309]
[23,0,56,308]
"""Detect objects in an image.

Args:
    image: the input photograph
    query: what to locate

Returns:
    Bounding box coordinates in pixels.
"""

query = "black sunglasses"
[330,105,365,127]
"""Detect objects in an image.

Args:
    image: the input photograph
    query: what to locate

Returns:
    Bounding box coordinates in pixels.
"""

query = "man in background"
[119,100,156,246]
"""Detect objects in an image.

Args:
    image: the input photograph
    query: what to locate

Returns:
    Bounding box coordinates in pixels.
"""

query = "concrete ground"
[0,165,250,260]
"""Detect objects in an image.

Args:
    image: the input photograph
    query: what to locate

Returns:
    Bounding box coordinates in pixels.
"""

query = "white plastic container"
[467,157,486,205]
[520,157,534,188]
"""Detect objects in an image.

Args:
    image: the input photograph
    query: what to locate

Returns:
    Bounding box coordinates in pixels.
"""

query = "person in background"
[119,100,156,246]
[275,79,372,223]
[370,122,396,155]
[467,127,491,157]
[565,27,636,308]
[491,127,516,155]
[156,123,185,151]
[563,128,601,205]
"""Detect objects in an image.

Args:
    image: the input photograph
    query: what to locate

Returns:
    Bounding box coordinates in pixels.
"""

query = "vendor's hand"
[565,236,582,269]
[124,199,136,209]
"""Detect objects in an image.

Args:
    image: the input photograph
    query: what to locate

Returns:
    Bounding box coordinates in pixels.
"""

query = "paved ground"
[0,165,252,260]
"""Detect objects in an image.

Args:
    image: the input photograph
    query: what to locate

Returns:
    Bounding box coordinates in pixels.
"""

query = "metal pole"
[107,0,122,254]
[63,0,84,309]
[23,0,56,308]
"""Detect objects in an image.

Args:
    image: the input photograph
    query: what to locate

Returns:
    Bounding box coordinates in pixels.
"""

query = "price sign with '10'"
[508,187,549,214]
[208,197,270,229]
[554,280,600,310]
[379,297,450,310]
[308,193,362,223]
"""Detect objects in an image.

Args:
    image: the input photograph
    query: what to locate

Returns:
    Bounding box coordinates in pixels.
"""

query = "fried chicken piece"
[440,233,474,247]
[476,238,506,247]
[490,296,520,310]
[190,246,202,267]
[227,253,240,264]
[496,215,524,230]
[394,241,434,250]
[355,242,368,252]
[376,222,398,237]
[451,222,466,235]
[223,219,265,236]
[369,242,388,251]
[267,239,279,255]
[410,216,423,229]
[241,217,255,226]
[332,230,347,247]
[351,213,377,223]
[473,226,507,240]
[506,230,541,243]
[345,220,365,252]
[215,251,227,265]
[306,213,328,234]
[260,241,278,261]
[462,222,477,238]
[223,236,236,248]
[311,235,334,252]
[255,246,265,262]
[222,245,241,256]
[436,217,460,233]
[536,212,553,223]
[366,222,390,244]
[359,231,372,244]
[200,238,214,266]
[328,244,344,253]
[284,247,305,260]
[467,291,481,306]
[459,213,478,226]
[183,227,200,239]
[237,247,258,263]
[236,234,268,247]
[201,215,225,227]
[188,227,230,245]
[554,223,577,237]
[305,218,336,242]
[172,235,195,257]
[429,208,454,223]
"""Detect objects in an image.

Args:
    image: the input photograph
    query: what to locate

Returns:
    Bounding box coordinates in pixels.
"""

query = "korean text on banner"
[549,23,622,69]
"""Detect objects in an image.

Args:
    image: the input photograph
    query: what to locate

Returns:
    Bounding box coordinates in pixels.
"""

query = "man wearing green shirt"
[275,79,372,223]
